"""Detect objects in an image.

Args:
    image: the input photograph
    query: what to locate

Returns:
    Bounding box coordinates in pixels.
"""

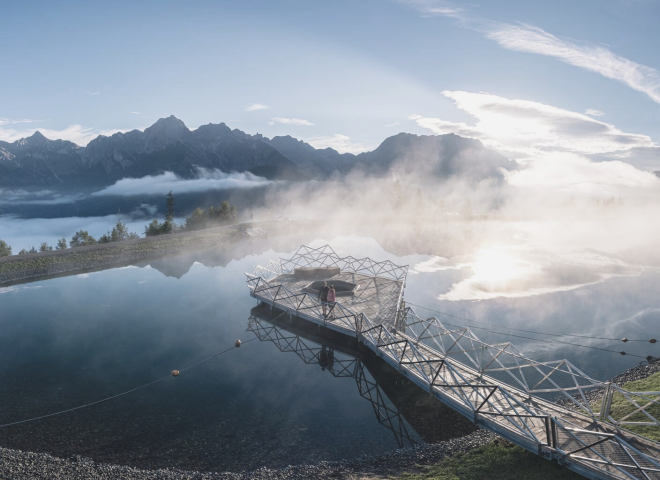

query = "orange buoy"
[235,339,242,348]
[171,370,180,377]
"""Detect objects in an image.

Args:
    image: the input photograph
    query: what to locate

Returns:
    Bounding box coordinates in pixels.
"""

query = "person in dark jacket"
[318,281,330,317]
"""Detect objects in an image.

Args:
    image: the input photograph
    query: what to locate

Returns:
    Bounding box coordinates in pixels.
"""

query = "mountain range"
[0,116,515,187]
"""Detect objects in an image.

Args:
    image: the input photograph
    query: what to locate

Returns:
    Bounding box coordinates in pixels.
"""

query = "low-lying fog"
[2,152,660,307]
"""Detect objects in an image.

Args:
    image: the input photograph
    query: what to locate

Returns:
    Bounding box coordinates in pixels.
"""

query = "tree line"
[0,192,239,257]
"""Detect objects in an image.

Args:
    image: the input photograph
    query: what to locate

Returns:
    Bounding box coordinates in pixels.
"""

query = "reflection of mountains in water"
[248,304,476,447]
[136,222,479,281]
[137,221,488,281]
[136,234,308,279]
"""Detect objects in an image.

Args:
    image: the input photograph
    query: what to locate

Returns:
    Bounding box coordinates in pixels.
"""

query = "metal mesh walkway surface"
[246,245,660,480]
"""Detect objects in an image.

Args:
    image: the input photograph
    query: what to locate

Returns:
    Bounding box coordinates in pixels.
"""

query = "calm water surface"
[1,233,658,471]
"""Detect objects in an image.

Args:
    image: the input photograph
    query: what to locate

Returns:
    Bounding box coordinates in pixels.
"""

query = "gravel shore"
[0,430,497,480]
[609,356,660,386]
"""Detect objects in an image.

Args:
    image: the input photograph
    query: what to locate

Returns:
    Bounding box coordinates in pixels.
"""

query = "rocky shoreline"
[0,430,497,480]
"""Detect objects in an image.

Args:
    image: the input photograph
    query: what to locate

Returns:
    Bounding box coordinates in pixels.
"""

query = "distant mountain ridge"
[0,115,515,187]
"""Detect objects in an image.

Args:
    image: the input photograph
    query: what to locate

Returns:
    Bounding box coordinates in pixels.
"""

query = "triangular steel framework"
[246,245,660,480]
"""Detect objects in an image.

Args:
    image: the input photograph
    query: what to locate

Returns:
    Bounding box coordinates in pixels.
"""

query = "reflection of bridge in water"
[248,306,478,448]
[246,245,660,480]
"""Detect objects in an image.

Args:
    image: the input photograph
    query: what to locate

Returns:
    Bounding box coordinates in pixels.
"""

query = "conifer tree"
[0,240,11,257]
[166,191,175,222]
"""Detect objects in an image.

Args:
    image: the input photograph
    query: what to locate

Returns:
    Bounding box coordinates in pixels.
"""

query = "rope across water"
[0,337,257,429]
[405,302,657,360]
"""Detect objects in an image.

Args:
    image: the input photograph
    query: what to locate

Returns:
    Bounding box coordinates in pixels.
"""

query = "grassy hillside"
[610,371,660,441]
[399,440,582,480]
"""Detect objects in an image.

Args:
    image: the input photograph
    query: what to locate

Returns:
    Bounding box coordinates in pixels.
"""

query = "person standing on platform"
[318,281,330,317]
[327,285,336,318]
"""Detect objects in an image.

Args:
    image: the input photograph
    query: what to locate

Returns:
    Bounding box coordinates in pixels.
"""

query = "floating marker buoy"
[620,351,627,356]
[622,338,629,343]
[650,339,657,344]
[171,370,180,377]
[235,339,242,348]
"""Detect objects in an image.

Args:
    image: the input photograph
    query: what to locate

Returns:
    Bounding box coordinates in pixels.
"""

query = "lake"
[0,230,658,472]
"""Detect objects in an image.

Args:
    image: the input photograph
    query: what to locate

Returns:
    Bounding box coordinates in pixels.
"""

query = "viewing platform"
[245,245,407,335]
[246,245,660,480]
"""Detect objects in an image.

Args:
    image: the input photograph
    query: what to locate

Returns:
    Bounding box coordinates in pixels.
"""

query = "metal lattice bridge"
[246,245,660,480]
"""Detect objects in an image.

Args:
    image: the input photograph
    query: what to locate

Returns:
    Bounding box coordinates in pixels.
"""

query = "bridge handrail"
[402,307,608,416]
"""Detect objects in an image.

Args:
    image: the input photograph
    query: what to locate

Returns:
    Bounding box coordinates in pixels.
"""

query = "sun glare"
[470,248,522,283]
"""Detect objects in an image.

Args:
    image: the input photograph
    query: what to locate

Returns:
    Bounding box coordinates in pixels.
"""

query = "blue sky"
[2,0,660,169]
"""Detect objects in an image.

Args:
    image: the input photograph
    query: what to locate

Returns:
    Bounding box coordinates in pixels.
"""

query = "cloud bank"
[410,91,657,159]
[92,169,272,197]
[0,189,85,205]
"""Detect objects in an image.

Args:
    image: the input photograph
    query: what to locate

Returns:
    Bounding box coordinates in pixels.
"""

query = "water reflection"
[0,229,658,471]
[248,304,477,447]
[0,247,411,471]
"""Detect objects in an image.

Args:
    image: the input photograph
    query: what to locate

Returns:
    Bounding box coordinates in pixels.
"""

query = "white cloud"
[131,111,141,115]
[0,285,43,295]
[85,91,101,96]
[0,125,127,147]
[0,118,42,126]
[92,168,272,197]
[305,134,372,154]
[399,2,660,104]
[396,0,465,19]
[246,104,269,111]
[585,109,604,117]
[269,117,314,126]
[505,152,660,191]
[385,121,401,127]
[484,24,660,105]
[0,189,85,205]
[409,91,656,158]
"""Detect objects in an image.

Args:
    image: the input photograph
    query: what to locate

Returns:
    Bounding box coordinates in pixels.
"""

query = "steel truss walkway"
[246,245,660,480]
